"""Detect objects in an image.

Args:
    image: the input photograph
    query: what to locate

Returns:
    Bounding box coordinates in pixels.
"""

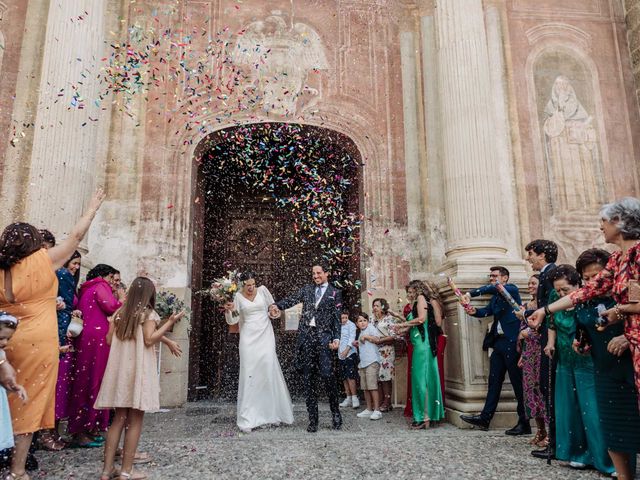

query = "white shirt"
[309,282,328,327]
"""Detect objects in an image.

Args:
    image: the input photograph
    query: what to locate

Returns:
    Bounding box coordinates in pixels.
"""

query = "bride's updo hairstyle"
[239,271,257,284]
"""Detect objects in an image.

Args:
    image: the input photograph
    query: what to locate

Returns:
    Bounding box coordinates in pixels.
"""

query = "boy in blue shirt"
[354,312,382,420]
[338,312,360,409]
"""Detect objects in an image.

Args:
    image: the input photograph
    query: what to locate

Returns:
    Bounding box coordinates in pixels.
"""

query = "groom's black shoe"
[505,421,532,436]
[332,413,343,430]
[307,423,318,433]
[460,414,489,431]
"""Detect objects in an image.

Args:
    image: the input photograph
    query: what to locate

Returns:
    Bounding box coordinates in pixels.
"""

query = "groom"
[269,263,343,432]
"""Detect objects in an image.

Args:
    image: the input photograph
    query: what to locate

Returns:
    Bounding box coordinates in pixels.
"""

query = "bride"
[223,271,294,432]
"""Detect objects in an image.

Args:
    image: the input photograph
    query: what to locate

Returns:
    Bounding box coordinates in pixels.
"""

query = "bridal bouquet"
[210,270,241,317]
[155,290,191,322]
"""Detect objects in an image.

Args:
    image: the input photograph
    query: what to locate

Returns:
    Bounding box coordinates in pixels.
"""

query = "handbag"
[482,326,496,351]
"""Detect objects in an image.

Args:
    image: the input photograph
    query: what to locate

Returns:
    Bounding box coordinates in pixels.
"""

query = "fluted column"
[435,0,507,259]
[26,1,107,238]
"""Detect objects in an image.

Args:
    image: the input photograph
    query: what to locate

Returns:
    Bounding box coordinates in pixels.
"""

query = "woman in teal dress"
[574,249,639,478]
[545,265,614,475]
[396,280,444,429]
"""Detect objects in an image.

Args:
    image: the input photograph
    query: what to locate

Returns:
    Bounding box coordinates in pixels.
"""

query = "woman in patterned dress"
[372,298,402,412]
[528,197,640,479]
[517,274,547,447]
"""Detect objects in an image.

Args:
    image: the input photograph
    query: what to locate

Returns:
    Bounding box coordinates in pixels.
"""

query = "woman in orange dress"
[0,190,104,480]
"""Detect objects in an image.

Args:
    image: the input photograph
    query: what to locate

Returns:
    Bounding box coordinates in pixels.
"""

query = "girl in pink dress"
[96,277,183,480]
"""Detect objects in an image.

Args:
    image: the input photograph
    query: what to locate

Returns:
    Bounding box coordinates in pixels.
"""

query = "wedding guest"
[338,312,360,409]
[354,312,382,420]
[39,229,56,249]
[68,263,121,447]
[396,280,445,429]
[0,313,28,452]
[573,248,639,478]
[524,238,558,460]
[544,265,614,474]
[527,199,640,428]
[403,286,414,418]
[424,281,447,407]
[460,267,529,435]
[371,298,401,412]
[96,277,184,480]
[40,251,83,451]
[0,189,105,480]
[517,274,547,447]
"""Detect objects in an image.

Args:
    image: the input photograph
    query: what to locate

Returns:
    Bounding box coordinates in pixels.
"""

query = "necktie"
[315,286,322,303]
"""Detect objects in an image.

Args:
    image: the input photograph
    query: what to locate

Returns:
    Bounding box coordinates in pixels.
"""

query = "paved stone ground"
[32,402,635,479]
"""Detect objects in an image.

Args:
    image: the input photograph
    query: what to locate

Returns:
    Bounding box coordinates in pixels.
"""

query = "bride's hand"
[223,302,235,312]
[268,304,281,319]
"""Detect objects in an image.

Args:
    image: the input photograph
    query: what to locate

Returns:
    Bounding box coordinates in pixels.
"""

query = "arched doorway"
[188,122,363,400]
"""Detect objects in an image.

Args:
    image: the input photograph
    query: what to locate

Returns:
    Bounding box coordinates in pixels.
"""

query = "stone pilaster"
[25,1,108,239]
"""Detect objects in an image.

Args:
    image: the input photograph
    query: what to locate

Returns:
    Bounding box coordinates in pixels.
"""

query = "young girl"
[0,313,28,453]
[95,278,184,480]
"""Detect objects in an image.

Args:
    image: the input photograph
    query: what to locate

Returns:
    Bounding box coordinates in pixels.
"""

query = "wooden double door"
[192,195,317,399]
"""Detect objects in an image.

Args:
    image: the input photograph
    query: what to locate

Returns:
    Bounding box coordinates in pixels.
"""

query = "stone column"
[25,1,108,239]
[435,0,508,259]
[434,0,526,427]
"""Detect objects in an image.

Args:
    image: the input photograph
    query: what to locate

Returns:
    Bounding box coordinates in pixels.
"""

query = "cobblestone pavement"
[33,402,633,480]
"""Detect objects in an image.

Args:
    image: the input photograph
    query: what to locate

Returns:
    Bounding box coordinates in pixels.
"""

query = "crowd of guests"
[336,280,447,429]
[1,189,639,479]
[333,197,640,479]
[0,190,183,480]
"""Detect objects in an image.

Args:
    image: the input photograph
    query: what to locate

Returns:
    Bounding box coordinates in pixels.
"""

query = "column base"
[436,255,529,431]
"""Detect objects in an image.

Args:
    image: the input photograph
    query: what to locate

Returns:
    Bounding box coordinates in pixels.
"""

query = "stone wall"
[625,0,640,109]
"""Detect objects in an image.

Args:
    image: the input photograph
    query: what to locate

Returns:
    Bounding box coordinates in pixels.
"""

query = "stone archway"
[188,122,363,400]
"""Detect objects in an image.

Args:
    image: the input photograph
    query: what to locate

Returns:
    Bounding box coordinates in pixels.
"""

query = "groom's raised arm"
[275,286,305,311]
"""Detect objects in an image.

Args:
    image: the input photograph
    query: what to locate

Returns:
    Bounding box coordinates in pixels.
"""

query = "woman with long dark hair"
[39,251,83,451]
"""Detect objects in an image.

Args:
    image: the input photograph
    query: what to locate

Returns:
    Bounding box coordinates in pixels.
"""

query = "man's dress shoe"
[505,422,532,436]
[460,414,489,431]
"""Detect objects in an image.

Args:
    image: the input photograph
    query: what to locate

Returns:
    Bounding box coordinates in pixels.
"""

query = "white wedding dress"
[225,285,294,431]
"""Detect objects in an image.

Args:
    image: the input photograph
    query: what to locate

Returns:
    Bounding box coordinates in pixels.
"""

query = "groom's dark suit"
[276,283,342,428]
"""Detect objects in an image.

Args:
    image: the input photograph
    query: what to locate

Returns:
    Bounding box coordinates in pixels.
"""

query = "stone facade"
[0,0,639,421]
[624,0,640,107]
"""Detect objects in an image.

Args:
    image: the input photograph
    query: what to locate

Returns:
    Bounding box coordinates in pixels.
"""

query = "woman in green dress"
[574,249,639,478]
[545,265,614,475]
[396,280,445,429]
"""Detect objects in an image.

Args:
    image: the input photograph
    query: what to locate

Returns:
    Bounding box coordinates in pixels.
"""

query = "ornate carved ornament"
[232,12,329,116]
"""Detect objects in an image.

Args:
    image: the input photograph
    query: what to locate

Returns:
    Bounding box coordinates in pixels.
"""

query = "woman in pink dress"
[67,264,121,446]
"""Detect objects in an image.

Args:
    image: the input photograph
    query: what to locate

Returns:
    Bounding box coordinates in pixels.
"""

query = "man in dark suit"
[459,266,530,435]
[525,239,558,459]
[269,263,342,432]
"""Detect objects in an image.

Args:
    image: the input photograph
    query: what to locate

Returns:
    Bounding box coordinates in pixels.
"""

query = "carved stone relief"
[233,12,328,116]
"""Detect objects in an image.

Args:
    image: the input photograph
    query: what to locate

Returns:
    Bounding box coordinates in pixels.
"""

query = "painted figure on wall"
[542,75,605,213]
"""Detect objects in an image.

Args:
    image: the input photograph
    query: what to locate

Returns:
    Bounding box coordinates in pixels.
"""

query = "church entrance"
[188,123,363,400]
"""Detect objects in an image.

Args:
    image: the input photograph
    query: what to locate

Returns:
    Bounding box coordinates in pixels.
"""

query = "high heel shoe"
[410,420,429,430]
